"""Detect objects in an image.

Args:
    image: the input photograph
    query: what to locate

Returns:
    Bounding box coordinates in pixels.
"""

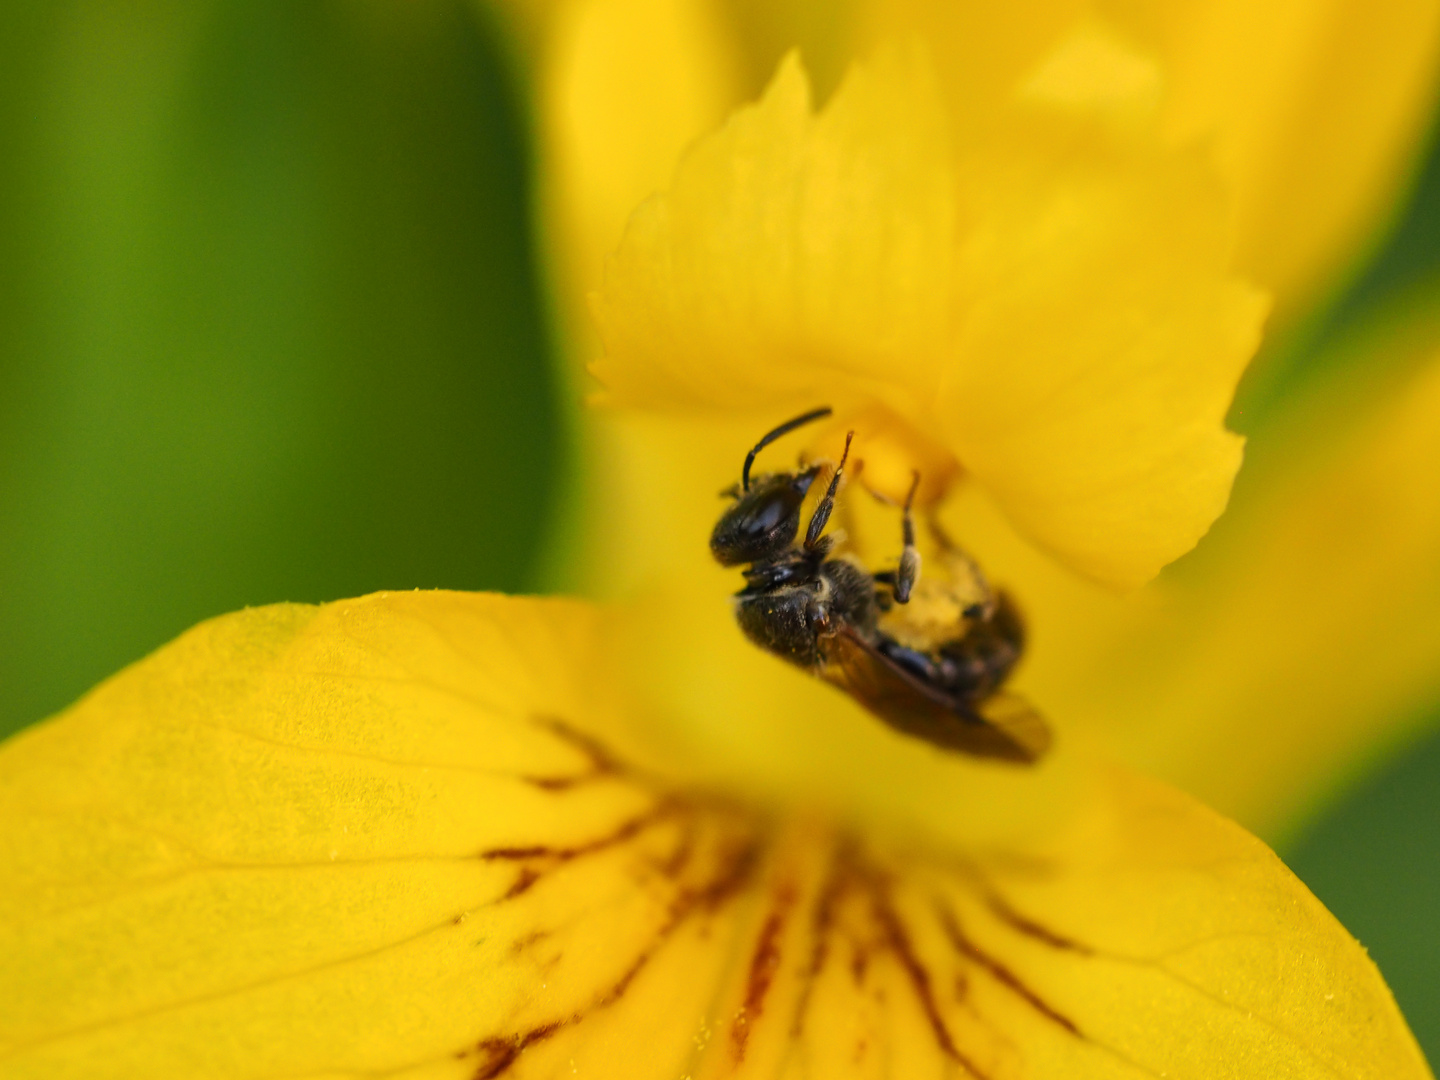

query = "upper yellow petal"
[1134,0,1440,319]
[539,0,743,356]
[938,114,1266,587]
[592,51,960,413]
[1045,307,1440,835]
[855,0,1440,320]
[0,592,1428,1078]
[593,49,1266,588]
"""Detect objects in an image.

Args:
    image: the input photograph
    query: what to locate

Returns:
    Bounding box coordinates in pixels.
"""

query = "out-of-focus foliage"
[0,0,562,741]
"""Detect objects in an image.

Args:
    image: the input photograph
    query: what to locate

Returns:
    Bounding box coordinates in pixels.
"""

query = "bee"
[709,407,1051,763]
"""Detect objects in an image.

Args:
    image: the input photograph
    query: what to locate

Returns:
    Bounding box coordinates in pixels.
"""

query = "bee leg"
[872,570,897,612]
[926,508,994,617]
[803,430,854,550]
[892,471,922,603]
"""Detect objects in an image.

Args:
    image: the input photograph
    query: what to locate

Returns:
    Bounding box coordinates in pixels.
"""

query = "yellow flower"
[536,0,1440,837]
[3,8,1439,1080]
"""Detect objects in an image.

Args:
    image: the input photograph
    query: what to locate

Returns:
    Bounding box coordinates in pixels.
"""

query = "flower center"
[802,402,960,510]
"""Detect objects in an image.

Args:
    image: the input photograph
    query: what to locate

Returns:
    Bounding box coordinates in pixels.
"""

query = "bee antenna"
[741,406,833,492]
[802,430,853,549]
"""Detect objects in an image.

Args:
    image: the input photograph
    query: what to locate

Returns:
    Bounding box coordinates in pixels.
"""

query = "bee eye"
[709,473,814,566]
[737,490,792,534]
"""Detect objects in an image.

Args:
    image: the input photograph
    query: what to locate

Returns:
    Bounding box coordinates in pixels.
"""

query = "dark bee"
[710,407,1051,763]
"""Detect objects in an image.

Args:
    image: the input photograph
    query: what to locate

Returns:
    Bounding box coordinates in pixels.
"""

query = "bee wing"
[819,628,1050,763]
[970,691,1052,763]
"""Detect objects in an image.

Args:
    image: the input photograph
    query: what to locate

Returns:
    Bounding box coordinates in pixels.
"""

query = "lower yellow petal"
[0,593,1426,1078]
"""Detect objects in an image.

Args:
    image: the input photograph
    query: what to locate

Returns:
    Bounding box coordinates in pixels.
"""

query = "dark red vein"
[985,893,1092,954]
[732,882,798,1060]
[863,872,992,1080]
[938,902,1083,1038]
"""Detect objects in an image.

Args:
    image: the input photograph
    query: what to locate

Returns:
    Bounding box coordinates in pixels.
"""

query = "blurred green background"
[0,0,562,737]
[0,0,1436,1063]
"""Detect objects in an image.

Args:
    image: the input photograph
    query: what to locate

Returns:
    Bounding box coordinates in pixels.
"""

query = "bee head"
[709,406,833,567]
[710,469,819,566]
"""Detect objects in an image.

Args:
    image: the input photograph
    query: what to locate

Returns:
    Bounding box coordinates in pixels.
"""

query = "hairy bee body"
[734,556,876,668]
[710,408,1051,763]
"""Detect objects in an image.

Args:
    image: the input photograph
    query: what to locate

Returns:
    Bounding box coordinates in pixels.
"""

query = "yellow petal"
[593,49,1266,588]
[937,115,1266,588]
[854,0,1092,143]
[0,592,1426,1077]
[854,0,1440,319]
[539,0,743,355]
[906,290,1440,838]
[1052,314,1440,836]
[1136,0,1440,319]
[591,51,961,414]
